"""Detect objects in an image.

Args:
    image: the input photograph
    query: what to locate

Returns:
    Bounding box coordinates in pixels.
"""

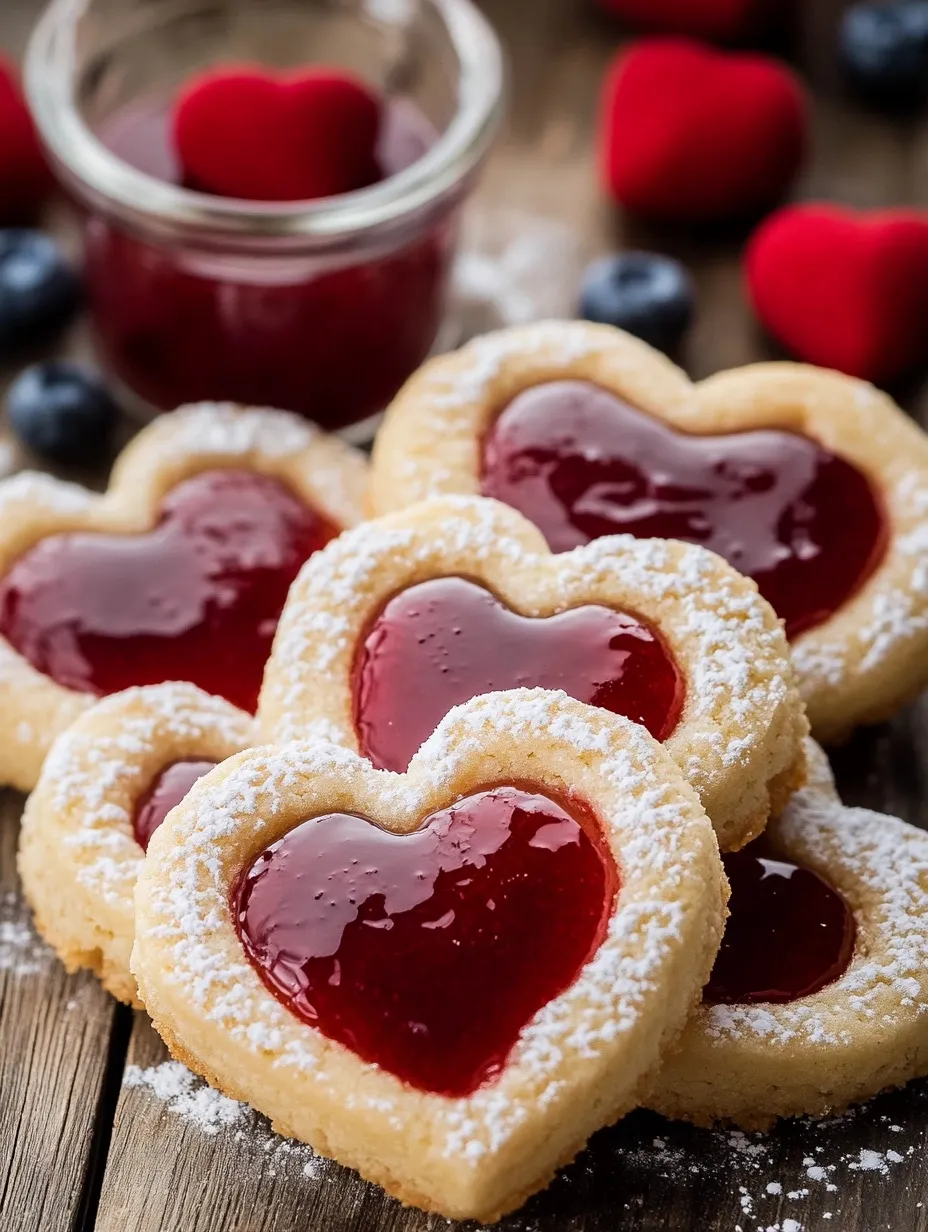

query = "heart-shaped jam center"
[0,470,335,713]
[133,759,217,852]
[481,381,888,639]
[234,785,617,1097]
[352,576,683,773]
[704,840,856,1005]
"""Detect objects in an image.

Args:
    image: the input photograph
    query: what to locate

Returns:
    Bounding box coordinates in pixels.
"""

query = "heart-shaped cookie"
[599,38,807,222]
[18,683,251,1005]
[259,494,806,851]
[174,66,381,201]
[132,689,727,1222]
[647,740,928,1127]
[747,204,928,384]
[0,402,367,792]
[370,321,928,742]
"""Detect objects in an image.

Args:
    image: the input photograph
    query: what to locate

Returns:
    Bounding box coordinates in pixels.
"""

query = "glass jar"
[25,0,504,435]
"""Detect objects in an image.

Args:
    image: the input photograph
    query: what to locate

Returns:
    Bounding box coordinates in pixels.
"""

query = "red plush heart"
[0,58,54,223]
[594,0,774,41]
[235,785,616,1096]
[746,204,928,384]
[173,66,382,202]
[599,38,807,223]
[0,470,335,713]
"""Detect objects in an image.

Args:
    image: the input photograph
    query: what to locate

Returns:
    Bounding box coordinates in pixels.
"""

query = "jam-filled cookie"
[259,494,806,852]
[18,683,251,1005]
[133,689,727,1223]
[0,402,366,792]
[370,322,928,741]
[647,740,928,1128]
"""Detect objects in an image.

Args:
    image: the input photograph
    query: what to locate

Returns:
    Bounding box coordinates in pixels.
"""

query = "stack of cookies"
[10,322,928,1223]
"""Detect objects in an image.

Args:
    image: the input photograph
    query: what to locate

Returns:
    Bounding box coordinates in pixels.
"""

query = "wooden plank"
[0,790,125,1232]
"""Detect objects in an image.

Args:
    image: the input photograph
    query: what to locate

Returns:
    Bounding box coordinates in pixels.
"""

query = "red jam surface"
[481,381,888,639]
[86,99,450,426]
[132,759,217,852]
[704,840,856,1005]
[234,785,617,1097]
[352,576,684,772]
[0,470,334,712]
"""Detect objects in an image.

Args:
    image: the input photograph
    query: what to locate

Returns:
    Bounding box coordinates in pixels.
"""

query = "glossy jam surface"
[0,470,334,712]
[705,840,856,1005]
[87,100,450,426]
[234,785,617,1097]
[481,381,888,639]
[353,576,684,772]
[132,759,217,852]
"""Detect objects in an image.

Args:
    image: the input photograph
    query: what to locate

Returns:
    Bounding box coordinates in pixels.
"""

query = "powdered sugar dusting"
[702,786,928,1046]
[0,893,50,976]
[139,688,716,1165]
[145,403,317,461]
[38,683,251,904]
[0,470,94,519]
[263,496,798,802]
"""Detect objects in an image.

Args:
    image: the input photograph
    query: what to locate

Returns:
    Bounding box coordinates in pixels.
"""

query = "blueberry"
[7,362,117,466]
[0,230,81,355]
[579,252,695,353]
[839,2,928,108]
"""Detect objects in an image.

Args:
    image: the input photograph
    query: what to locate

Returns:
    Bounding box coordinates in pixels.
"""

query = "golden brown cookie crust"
[646,741,928,1129]
[259,494,807,851]
[18,683,251,1005]
[0,403,368,792]
[370,322,928,741]
[133,689,727,1223]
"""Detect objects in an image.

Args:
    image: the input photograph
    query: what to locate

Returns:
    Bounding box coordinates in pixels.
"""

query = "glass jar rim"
[25,0,505,242]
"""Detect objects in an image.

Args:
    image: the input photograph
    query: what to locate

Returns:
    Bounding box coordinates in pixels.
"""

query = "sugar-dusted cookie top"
[0,402,367,791]
[18,682,252,1005]
[648,740,928,1129]
[370,321,928,741]
[259,494,806,851]
[133,688,727,1223]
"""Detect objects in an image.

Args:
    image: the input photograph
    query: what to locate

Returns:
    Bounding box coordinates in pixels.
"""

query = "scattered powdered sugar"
[140,688,715,1166]
[263,496,796,797]
[122,1060,325,1178]
[0,893,50,976]
[0,469,94,520]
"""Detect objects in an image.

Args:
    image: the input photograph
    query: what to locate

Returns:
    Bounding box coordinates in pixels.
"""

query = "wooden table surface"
[1,1,928,1230]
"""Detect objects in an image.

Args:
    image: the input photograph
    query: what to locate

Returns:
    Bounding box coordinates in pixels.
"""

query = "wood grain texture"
[3,0,928,1228]
[0,790,121,1232]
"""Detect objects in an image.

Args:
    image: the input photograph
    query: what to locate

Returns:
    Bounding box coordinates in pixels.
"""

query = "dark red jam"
[234,785,617,1097]
[352,576,684,772]
[132,759,217,852]
[0,469,334,712]
[704,840,856,1005]
[86,99,450,426]
[481,381,888,639]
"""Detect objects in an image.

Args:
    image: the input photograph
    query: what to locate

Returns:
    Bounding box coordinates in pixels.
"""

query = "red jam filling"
[87,98,449,427]
[352,576,684,772]
[704,840,856,1005]
[132,759,217,852]
[234,785,617,1097]
[480,381,888,639]
[0,469,335,713]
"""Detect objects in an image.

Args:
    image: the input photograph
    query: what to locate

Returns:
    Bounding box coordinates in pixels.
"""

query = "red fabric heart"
[0,58,54,223]
[173,66,382,202]
[599,39,807,223]
[746,204,928,384]
[594,0,774,41]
